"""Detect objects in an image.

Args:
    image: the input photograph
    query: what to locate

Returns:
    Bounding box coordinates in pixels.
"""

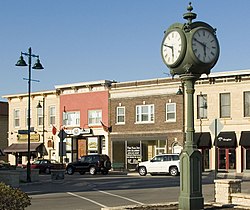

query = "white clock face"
[162,30,183,66]
[192,28,219,63]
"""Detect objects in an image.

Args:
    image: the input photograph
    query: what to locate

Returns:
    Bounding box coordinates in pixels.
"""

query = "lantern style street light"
[15,47,44,182]
[37,98,45,157]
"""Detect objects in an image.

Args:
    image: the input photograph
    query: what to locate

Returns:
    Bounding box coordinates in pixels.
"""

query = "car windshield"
[33,160,41,164]
[50,160,59,164]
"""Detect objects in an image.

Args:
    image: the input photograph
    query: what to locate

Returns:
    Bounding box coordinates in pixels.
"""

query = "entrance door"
[78,139,87,159]
[218,148,236,170]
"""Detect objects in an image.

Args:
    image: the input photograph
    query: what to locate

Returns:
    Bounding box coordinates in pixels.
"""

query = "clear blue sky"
[1,1,250,100]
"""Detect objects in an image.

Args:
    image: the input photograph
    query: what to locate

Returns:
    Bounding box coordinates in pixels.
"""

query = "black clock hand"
[164,44,174,60]
[164,44,173,50]
[194,38,207,58]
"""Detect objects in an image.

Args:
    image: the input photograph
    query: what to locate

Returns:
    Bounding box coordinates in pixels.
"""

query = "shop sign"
[88,137,98,151]
[127,146,140,158]
[218,137,232,142]
[65,128,91,136]
[17,134,40,142]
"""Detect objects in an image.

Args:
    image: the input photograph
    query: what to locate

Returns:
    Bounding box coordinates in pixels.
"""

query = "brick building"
[0,102,8,161]
[109,78,184,170]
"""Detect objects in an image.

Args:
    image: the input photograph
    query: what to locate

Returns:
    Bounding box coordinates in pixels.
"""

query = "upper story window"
[49,106,56,125]
[37,107,43,126]
[88,110,102,125]
[136,104,154,123]
[166,103,176,122]
[116,107,125,124]
[220,93,231,118]
[244,91,250,117]
[14,109,20,127]
[26,108,32,127]
[63,111,80,127]
[197,94,207,119]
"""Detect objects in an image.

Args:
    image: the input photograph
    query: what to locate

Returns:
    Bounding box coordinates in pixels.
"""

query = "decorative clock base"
[178,147,204,210]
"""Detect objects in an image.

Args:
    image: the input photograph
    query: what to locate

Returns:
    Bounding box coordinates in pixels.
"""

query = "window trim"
[37,107,43,127]
[135,104,154,124]
[116,106,125,124]
[49,106,56,126]
[88,109,102,126]
[197,94,207,119]
[220,93,231,118]
[14,109,20,128]
[244,91,250,117]
[63,111,80,127]
[166,103,176,122]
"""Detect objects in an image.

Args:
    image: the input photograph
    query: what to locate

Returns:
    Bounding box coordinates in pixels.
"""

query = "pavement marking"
[67,192,108,208]
[97,190,145,205]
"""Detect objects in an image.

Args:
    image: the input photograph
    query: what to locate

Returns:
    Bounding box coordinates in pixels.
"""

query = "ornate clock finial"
[183,2,197,24]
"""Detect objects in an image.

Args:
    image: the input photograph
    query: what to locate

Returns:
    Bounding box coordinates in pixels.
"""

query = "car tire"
[45,167,51,174]
[169,166,178,176]
[104,160,111,169]
[138,166,147,176]
[67,166,74,175]
[89,167,96,175]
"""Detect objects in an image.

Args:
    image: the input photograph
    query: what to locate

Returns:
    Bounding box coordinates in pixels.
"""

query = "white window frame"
[197,95,207,119]
[14,109,20,127]
[136,104,154,123]
[63,111,80,127]
[220,93,231,118]
[166,103,176,122]
[244,91,250,117]
[49,106,56,126]
[25,108,32,127]
[88,110,102,126]
[116,106,125,124]
[37,107,43,126]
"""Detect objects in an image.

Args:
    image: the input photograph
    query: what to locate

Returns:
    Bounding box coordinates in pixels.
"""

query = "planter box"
[0,170,19,188]
[16,168,39,183]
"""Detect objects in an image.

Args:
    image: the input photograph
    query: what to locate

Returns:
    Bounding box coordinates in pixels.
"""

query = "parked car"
[137,154,180,176]
[0,160,12,170]
[24,159,66,174]
[66,154,111,175]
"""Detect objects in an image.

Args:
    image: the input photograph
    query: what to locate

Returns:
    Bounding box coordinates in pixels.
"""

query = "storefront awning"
[215,132,237,148]
[194,132,212,148]
[0,149,4,156]
[240,131,250,148]
[4,143,47,154]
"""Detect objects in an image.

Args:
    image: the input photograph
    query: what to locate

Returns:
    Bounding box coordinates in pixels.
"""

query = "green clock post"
[161,3,219,210]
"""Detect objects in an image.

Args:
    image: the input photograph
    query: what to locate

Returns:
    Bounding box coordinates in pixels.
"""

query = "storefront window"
[246,149,250,169]
[126,142,141,170]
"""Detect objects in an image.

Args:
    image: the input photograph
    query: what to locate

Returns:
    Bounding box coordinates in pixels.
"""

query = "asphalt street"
[18,171,250,210]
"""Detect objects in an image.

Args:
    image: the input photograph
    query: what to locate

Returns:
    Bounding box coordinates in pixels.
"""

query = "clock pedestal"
[178,74,204,210]
[161,3,219,210]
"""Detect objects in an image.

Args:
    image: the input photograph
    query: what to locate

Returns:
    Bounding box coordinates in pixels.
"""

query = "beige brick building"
[3,90,60,165]
[194,70,250,173]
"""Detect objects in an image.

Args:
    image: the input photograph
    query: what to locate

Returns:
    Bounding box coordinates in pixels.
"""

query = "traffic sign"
[209,118,224,136]
[58,129,67,140]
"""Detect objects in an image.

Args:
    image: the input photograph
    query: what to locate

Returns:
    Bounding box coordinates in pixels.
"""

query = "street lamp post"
[37,97,45,157]
[15,47,44,182]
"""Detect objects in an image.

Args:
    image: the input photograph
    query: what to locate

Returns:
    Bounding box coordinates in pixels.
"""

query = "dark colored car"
[66,154,111,175]
[28,159,66,174]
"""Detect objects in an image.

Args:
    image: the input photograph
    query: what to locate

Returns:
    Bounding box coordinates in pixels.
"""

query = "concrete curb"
[101,202,246,210]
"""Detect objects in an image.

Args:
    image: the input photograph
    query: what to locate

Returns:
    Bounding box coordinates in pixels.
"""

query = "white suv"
[137,154,180,176]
